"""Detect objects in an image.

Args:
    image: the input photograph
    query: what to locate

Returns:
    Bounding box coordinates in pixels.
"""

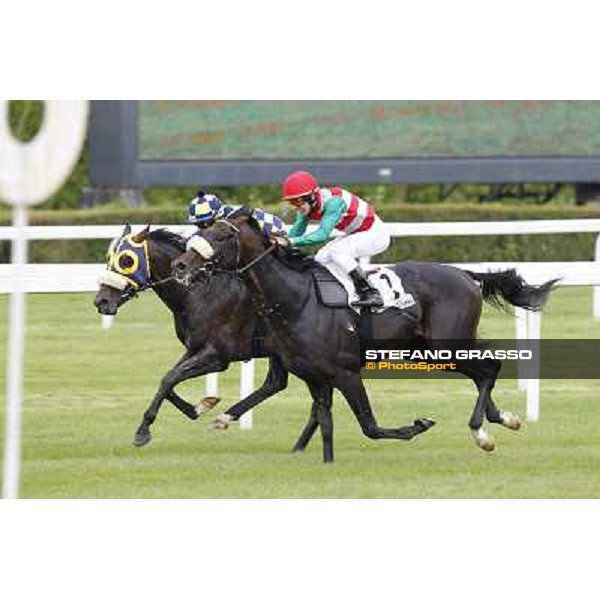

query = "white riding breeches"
[315,217,391,275]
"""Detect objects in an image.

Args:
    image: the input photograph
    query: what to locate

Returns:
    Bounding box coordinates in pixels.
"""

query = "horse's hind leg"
[425,287,516,449]
[492,404,522,431]
[483,367,522,432]
[453,357,501,451]
[336,374,435,441]
[214,356,289,429]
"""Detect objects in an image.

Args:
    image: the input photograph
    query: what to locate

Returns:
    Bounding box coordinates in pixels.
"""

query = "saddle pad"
[367,267,416,312]
[313,269,349,308]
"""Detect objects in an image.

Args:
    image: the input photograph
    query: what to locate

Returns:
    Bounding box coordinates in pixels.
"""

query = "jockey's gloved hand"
[288,247,306,260]
[270,234,290,248]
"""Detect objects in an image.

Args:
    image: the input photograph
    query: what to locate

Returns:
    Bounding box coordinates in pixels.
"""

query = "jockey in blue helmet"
[187,190,235,229]
[186,189,288,251]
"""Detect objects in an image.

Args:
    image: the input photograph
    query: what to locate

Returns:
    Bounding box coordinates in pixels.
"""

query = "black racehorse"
[93,224,431,462]
[172,208,557,454]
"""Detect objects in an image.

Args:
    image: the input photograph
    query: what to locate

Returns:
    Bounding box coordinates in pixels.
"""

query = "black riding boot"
[349,268,384,307]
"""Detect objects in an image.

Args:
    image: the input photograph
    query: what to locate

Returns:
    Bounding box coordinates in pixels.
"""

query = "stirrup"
[351,292,384,308]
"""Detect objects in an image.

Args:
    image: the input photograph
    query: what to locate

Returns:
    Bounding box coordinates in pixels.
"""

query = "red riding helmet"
[282,171,319,201]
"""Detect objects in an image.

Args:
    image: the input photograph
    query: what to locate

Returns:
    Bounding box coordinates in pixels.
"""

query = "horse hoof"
[133,431,151,447]
[214,413,233,430]
[500,411,521,431]
[471,428,495,452]
[415,417,436,430]
[195,396,221,416]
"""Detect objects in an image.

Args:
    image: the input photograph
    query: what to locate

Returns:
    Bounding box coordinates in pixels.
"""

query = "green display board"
[139,100,600,160]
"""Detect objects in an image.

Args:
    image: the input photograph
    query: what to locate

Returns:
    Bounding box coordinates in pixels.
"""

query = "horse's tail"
[463,269,559,312]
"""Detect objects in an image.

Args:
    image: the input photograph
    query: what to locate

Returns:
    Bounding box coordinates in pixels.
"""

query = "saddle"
[312,265,416,313]
[313,268,349,308]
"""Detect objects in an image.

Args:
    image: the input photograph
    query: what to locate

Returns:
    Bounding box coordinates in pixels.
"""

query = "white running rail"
[2,219,600,425]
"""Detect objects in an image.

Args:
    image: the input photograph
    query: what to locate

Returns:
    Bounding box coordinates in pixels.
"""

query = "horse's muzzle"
[173,261,192,286]
[94,296,117,315]
[94,286,124,315]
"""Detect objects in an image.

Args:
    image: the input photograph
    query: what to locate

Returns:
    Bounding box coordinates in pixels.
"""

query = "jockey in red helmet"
[282,171,390,307]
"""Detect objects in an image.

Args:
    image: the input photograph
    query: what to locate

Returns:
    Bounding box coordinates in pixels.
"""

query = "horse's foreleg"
[292,402,319,453]
[316,393,334,463]
[134,349,227,447]
[302,383,334,463]
[292,385,333,454]
[336,374,435,441]
[166,390,200,420]
[215,356,288,428]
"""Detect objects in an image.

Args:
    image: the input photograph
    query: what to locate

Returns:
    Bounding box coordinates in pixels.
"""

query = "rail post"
[594,233,600,319]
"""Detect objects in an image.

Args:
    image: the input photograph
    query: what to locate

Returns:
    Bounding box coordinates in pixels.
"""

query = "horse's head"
[94,224,153,315]
[172,207,267,286]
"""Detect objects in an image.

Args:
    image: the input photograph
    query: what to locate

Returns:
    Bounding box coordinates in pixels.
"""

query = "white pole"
[206,372,219,398]
[515,306,528,392]
[594,233,600,319]
[3,205,28,499]
[101,315,114,329]
[526,310,542,421]
[0,100,88,500]
[239,360,255,430]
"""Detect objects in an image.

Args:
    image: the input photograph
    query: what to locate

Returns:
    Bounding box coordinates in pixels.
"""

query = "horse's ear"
[123,223,131,237]
[131,224,151,244]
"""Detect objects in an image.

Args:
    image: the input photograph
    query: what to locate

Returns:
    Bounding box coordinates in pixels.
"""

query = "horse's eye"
[118,254,134,270]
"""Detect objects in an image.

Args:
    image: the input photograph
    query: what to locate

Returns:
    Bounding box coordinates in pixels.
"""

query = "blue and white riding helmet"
[188,191,223,225]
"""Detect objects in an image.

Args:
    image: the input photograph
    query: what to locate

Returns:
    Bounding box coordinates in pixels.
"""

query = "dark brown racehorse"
[172,208,557,455]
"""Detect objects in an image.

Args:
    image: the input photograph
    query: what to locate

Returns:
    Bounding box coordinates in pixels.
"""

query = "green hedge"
[376,203,600,263]
[2,203,600,263]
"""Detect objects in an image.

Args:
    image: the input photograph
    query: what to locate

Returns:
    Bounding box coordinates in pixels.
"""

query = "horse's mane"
[226,206,319,272]
[276,246,320,272]
[149,228,187,252]
[226,205,256,224]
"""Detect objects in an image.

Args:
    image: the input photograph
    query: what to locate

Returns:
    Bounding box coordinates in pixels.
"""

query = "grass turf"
[0,286,599,498]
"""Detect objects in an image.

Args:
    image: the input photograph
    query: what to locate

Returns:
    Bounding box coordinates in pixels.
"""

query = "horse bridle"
[101,234,176,302]
[185,217,289,325]
[189,218,277,280]
[123,273,175,299]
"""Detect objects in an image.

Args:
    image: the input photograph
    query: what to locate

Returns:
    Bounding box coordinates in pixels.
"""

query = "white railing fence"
[2,219,600,425]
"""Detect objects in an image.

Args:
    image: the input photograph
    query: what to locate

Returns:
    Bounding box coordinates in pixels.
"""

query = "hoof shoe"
[195,396,221,416]
[500,411,521,431]
[471,428,495,452]
[133,432,151,447]
[214,413,233,430]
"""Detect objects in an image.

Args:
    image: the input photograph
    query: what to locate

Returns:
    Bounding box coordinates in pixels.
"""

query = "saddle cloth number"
[367,267,416,312]
[313,266,415,312]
